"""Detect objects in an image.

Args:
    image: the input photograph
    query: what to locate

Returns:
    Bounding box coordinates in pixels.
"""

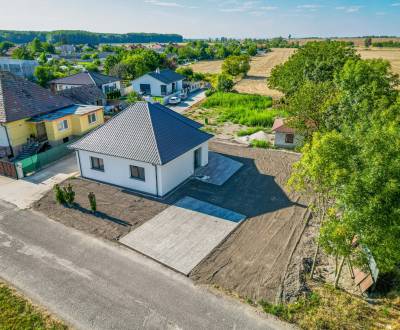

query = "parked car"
[169,96,181,105]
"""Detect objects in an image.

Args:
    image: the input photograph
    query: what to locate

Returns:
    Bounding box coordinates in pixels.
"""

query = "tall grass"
[202,92,286,128]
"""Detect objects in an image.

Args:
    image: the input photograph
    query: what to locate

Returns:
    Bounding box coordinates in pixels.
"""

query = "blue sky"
[0,0,399,38]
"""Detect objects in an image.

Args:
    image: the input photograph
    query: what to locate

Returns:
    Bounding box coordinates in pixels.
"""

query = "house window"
[130,165,145,181]
[57,119,69,131]
[140,84,151,95]
[285,134,294,144]
[91,156,104,171]
[88,113,97,124]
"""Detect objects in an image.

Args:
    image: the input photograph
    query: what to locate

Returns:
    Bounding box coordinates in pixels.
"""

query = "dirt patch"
[358,47,400,75]
[33,178,168,240]
[189,59,224,74]
[189,142,311,303]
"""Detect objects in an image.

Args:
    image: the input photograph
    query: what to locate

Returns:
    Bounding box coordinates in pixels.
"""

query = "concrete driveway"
[0,154,78,209]
[0,200,288,330]
[120,196,245,275]
[168,89,206,113]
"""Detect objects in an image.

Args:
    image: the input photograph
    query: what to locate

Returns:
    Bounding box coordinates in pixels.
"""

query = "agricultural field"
[358,47,400,75]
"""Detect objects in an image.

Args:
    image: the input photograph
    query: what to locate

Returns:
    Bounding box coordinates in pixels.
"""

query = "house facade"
[272,118,303,149]
[0,58,39,79]
[0,71,104,158]
[49,71,121,96]
[132,69,185,103]
[71,102,212,197]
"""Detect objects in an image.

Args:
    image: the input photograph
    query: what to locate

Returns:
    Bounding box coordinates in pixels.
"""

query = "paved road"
[168,90,206,114]
[0,200,288,330]
[0,154,78,209]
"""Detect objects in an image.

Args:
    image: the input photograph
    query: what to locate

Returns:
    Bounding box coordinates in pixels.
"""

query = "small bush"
[237,127,264,136]
[63,184,75,206]
[250,139,270,148]
[205,89,214,97]
[53,184,65,204]
[88,192,97,213]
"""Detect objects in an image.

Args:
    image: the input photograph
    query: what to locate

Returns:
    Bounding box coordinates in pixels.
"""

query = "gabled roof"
[147,69,185,84]
[272,118,296,134]
[56,85,105,105]
[50,71,120,87]
[70,102,212,165]
[0,71,74,123]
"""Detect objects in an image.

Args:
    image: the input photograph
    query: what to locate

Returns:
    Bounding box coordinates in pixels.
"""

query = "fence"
[17,139,76,177]
[0,159,17,179]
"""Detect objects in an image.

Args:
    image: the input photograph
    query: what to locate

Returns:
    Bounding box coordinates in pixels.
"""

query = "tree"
[217,73,234,92]
[269,41,359,96]
[176,66,194,80]
[364,37,372,48]
[222,55,250,77]
[0,41,14,55]
[126,91,142,104]
[29,37,43,54]
[11,46,34,60]
[34,66,55,87]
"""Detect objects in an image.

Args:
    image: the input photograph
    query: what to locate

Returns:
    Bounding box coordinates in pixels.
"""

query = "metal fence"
[17,139,76,177]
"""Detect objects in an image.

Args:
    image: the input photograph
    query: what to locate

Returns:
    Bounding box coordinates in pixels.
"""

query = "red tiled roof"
[272,118,296,134]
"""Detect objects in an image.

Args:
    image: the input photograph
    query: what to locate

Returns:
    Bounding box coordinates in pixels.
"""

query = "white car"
[169,96,181,105]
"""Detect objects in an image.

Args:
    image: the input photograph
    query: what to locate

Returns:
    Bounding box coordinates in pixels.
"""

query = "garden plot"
[119,196,245,275]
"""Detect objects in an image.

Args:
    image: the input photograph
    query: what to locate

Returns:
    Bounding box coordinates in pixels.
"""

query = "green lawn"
[201,92,286,128]
[0,282,67,330]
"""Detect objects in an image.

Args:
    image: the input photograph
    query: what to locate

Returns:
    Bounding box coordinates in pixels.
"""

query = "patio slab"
[195,152,243,186]
[119,196,245,275]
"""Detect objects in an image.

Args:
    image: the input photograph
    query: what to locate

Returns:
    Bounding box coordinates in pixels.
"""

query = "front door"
[194,148,202,170]
[36,122,48,142]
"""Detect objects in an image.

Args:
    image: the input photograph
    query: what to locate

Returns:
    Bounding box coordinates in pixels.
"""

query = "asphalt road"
[0,200,288,330]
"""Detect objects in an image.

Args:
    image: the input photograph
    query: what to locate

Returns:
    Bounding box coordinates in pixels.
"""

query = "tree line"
[269,40,400,286]
[0,30,183,45]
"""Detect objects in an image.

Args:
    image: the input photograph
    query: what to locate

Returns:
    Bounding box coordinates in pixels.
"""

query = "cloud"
[144,0,197,8]
[218,1,277,14]
[297,4,322,9]
[336,5,362,13]
[391,2,400,6]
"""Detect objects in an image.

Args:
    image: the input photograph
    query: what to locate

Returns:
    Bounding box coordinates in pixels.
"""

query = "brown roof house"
[0,71,104,159]
[56,85,106,106]
[271,118,304,149]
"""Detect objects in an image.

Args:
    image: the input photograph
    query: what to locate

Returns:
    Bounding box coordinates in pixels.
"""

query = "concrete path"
[168,90,206,113]
[120,197,245,275]
[0,200,287,330]
[0,154,78,209]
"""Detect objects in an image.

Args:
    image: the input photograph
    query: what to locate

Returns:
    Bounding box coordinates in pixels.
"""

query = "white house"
[50,71,121,95]
[132,69,185,102]
[0,57,38,79]
[70,102,213,197]
[272,118,303,149]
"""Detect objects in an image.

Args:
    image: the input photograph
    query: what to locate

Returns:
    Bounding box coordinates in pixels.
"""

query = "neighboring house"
[56,85,106,106]
[272,118,303,149]
[0,71,104,158]
[70,101,213,197]
[0,58,38,79]
[49,71,121,95]
[55,44,76,55]
[132,68,185,103]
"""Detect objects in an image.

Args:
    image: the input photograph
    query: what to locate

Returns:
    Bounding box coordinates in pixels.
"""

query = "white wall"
[132,74,183,97]
[0,125,10,147]
[77,150,158,195]
[157,142,209,196]
[274,132,303,149]
[101,81,121,94]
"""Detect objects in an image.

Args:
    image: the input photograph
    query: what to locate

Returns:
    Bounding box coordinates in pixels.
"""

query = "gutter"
[0,123,14,157]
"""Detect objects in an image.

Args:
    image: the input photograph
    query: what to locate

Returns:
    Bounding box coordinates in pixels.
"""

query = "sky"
[0,0,399,39]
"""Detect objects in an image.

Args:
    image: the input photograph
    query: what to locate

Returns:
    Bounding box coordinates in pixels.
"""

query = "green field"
[0,281,67,329]
[201,92,286,128]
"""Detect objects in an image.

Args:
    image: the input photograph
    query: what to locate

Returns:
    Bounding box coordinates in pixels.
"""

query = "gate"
[0,159,17,179]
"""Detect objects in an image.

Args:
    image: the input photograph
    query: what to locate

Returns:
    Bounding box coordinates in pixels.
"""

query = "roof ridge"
[144,102,163,164]
[151,103,202,129]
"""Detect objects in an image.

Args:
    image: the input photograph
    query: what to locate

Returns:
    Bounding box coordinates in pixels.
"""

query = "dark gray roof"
[50,71,120,87]
[0,71,74,123]
[147,69,185,84]
[56,85,105,105]
[70,102,212,165]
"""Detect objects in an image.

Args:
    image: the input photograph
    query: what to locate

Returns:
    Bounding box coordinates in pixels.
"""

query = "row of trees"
[11,37,55,60]
[269,41,400,285]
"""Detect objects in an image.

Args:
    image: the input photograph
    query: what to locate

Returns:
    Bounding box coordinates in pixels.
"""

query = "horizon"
[0,0,399,39]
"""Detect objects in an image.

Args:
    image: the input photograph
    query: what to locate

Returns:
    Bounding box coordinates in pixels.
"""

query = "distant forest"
[0,30,183,44]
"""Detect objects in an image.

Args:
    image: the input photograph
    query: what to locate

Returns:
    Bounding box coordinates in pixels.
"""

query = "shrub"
[53,184,65,204]
[237,127,264,136]
[88,192,97,213]
[63,184,75,206]
[250,139,270,148]
[205,89,215,97]
[217,74,234,92]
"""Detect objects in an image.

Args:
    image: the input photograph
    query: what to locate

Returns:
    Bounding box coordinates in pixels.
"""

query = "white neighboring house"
[49,71,121,95]
[132,69,185,103]
[0,57,38,79]
[272,118,303,149]
[70,102,213,197]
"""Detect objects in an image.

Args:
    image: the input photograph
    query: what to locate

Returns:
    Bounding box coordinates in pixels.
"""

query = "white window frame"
[57,119,69,131]
[88,113,97,125]
[129,165,145,181]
